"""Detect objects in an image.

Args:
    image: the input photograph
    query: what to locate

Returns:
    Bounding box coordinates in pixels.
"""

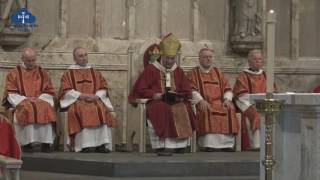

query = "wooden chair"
[136,99,148,153]
[0,108,14,124]
[235,113,242,151]
[0,155,23,180]
[58,112,69,152]
[136,99,197,153]
[0,115,22,180]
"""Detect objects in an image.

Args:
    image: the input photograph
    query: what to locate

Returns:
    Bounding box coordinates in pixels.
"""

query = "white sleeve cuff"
[38,93,55,107]
[60,89,81,108]
[236,94,252,112]
[223,91,233,101]
[96,89,114,111]
[8,93,27,107]
[191,91,203,104]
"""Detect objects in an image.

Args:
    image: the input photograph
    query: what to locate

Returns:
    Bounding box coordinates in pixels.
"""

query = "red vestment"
[0,116,21,159]
[313,86,320,93]
[188,67,238,135]
[233,71,271,129]
[233,70,277,150]
[2,65,56,125]
[59,68,116,135]
[128,64,196,138]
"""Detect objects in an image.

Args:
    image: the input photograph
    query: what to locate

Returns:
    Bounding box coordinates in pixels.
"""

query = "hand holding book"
[162,91,184,104]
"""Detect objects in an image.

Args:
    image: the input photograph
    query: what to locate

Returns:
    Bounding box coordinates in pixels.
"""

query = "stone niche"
[0,0,31,49]
[0,28,30,48]
[229,0,263,53]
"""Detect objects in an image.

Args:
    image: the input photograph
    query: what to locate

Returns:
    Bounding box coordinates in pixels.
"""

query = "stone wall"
[0,0,319,146]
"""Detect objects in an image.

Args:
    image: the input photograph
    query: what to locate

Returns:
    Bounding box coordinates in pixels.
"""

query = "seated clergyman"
[59,47,116,153]
[2,48,56,153]
[129,34,196,156]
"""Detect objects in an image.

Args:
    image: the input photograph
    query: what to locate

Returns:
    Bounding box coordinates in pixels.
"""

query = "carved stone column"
[126,0,136,40]
[291,0,299,60]
[192,0,199,42]
[161,0,167,37]
[94,0,102,39]
[230,0,263,53]
[59,0,68,38]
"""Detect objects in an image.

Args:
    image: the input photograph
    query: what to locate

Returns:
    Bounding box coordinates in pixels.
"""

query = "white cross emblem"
[17,11,30,24]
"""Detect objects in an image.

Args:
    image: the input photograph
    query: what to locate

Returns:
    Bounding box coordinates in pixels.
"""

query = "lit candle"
[266,10,276,93]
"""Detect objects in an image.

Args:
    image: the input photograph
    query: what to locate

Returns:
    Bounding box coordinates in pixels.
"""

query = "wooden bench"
[0,155,22,180]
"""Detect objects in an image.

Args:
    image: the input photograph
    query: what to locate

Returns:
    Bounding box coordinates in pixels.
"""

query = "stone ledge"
[22,152,259,177]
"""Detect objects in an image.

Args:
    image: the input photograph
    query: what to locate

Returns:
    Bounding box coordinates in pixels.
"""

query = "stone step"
[21,152,259,177]
[21,171,259,180]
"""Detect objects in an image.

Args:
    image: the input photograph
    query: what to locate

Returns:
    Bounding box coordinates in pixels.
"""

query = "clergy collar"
[21,63,27,69]
[244,68,263,75]
[153,61,177,73]
[68,64,92,69]
[199,65,213,73]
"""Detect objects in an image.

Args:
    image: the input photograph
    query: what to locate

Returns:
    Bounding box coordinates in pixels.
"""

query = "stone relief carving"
[0,0,23,28]
[230,0,263,53]
[0,0,30,48]
[234,0,261,38]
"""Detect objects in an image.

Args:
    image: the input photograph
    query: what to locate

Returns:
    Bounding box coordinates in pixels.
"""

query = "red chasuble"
[233,70,277,150]
[128,64,196,139]
[188,67,238,135]
[2,65,56,125]
[233,71,269,130]
[59,68,116,135]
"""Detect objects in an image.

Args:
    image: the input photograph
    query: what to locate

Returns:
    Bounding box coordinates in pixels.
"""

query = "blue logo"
[10,7,37,32]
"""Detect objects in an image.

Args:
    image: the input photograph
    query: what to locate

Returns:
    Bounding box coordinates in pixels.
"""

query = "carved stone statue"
[0,0,30,48]
[230,0,263,53]
[0,0,24,31]
[235,0,261,38]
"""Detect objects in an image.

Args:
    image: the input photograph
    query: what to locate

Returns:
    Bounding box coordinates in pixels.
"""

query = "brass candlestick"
[255,92,285,180]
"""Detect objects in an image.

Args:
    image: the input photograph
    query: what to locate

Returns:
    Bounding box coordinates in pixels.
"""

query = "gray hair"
[73,47,85,58]
[248,49,262,60]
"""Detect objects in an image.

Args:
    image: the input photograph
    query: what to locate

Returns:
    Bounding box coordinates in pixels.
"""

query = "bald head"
[21,48,37,69]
